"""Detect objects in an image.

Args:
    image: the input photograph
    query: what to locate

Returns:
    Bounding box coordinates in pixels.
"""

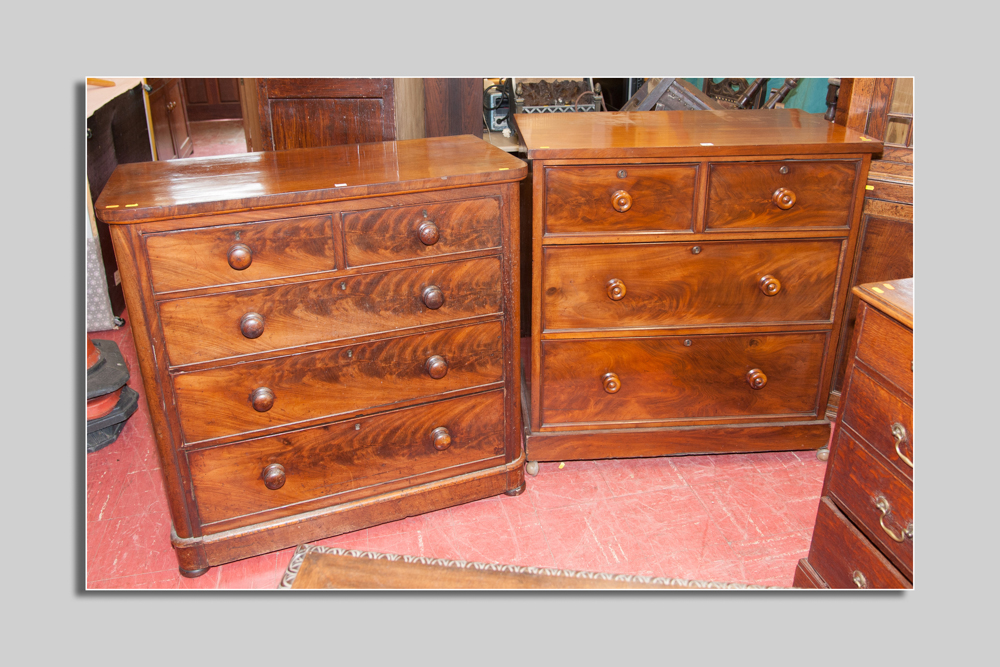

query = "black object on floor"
[88,339,129,399]
[87,386,140,452]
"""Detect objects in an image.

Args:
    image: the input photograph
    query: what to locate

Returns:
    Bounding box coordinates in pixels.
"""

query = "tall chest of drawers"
[795,278,913,589]
[512,110,883,467]
[97,136,527,576]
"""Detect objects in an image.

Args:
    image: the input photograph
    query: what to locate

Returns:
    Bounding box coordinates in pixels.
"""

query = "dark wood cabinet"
[183,78,243,121]
[147,77,193,160]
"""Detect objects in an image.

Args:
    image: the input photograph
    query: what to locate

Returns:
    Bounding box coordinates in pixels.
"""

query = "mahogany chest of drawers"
[795,278,913,589]
[512,110,883,468]
[96,136,527,576]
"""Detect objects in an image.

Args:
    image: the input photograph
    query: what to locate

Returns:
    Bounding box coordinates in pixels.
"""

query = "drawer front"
[343,198,501,267]
[543,164,698,234]
[188,390,506,527]
[706,160,860,230]
[855,306,913,396]
[173,321,504,444]
[540,332,826,427]
[808,497,911,589]
[159,256,501,367]
[145,214,336,293]
[541,239,842,331]
[827,429,913,576]
[840,366,913,480]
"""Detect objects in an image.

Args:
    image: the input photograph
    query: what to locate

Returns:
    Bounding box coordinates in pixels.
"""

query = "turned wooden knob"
[602,372,621,394]
[251,387,275,412]
[228,243,253,270]
[422,285,444,310]
[425,355,449,379]
[759,274,782,296]
[431,426,452,451]
[746,369,768,389]
[772,187,796,210]
[607,278,627,301]
[261,463,286,490]
[240,312,265,339]
[611,189,632,213]
[417,221,440,245]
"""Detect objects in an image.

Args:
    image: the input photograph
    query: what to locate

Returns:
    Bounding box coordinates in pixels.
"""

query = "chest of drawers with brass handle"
[97,136,527,576]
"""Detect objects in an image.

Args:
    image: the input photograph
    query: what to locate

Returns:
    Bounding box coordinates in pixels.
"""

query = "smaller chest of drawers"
[795,278,913,589]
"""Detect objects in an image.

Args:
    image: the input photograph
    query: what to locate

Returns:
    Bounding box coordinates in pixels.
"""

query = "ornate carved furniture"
[512,109,882,472]
[794,278,913,589]
[96,136,527,576]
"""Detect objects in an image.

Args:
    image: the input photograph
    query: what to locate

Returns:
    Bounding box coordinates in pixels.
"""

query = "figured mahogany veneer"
[97,135,527,575]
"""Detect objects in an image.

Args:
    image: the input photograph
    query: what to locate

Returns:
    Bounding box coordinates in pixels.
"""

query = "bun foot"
[179,566,210,578]
[816,447,829,462]
[504,482,526,497]
[525,460,539,476]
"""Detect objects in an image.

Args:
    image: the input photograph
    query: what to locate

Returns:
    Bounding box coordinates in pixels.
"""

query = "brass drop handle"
[240,312,265,339]
[228,243,253,270]
[891,423,913,468]
[874,495,913,543]
[261,463,286,490]
[759,274,782,296]
[746,369,767,389]
[602,372,621,394]
[772,187,796,210]
[611,189,632,213]
[418,220,440,245]
[251,387,275,412]
[422,285,444,310]
[852,570,868,589]
[607,278,627,301]
[431,426,452,451]
[425,355,449,379]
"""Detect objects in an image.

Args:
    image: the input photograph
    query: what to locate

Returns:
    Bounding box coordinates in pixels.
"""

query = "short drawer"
[543,164,698,234]
[145,214,336,293]
[807,497,911,589]
[705,160,860,230]
[826,428,913,577]
[540,332,827,427]
[188,390,506,528]
[541,239,843,331]
[343,198,501,267]
[173,321,504,444]
[158,256,501,367]
[855,305,913,397]
[840,366,913,480]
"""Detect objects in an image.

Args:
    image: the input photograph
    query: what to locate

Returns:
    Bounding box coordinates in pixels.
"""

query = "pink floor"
[187,119,248,158]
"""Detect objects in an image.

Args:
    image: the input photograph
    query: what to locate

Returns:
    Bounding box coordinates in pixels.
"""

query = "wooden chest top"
[853,277,913,329]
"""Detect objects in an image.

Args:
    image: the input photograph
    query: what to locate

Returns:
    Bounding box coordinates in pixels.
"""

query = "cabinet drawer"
[807,497,911,589]
[840,366,913,479]
[540,332,826,427]
[173,321,503,444]
[343,198,501,267]
[541,239,842,331]
[855,306,913,396]
[827,429,913,576]
[543,164,697,234]
[705,160,860,230]
[188,390,506,528]
[158,256,501,367]
[145,214,336,293]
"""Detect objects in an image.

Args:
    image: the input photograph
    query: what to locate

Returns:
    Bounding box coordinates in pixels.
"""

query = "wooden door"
[184,78,243,121]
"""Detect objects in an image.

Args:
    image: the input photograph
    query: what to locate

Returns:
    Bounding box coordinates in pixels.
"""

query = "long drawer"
[840,365,913,479]
[173,321,504,444]
[541,239,843,331]
[855,306,913,396]
[539,332,827,427]
[158,256,502,367]
[188,390,506,528]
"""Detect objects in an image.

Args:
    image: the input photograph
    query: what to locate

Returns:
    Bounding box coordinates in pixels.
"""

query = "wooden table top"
[512,109,884,160]
[95,135,528,224]
[853,277,913,329]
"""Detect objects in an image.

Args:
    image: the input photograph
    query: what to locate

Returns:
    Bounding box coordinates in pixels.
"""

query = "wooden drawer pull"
[874,495,913,543]
[758,274,781,296]
[891,423,913,468]
[417,220,440,246]
[250,387,275,412]
[746,368,767,389]
[772,187,796,210]
[611,189,632,213]
[227,243,253,270]
[261,463,286,490]
[431,426,452,451]
[602,372,621,394]
[425,355,449,379]
[240,312,265,339]
[422,285,445,310]
[606,278,627,301]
